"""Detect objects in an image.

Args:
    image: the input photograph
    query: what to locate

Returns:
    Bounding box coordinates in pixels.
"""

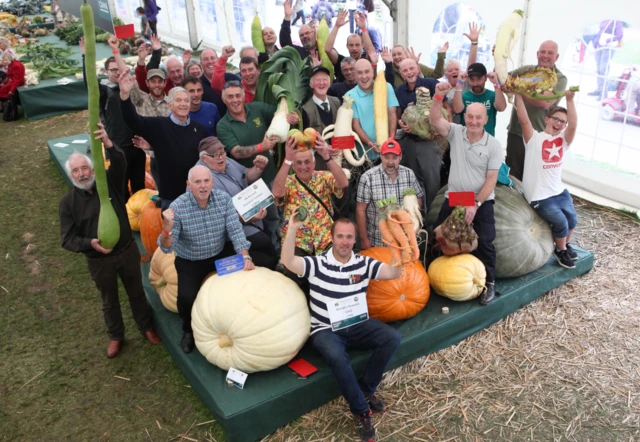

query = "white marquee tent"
[109,0,640,209]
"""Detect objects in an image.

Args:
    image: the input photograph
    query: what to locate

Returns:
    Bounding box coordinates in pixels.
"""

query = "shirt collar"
[170,113,191,126]
[226,105,251,122]
[312,95,329,107]
[354,84,373,97]
[325,247,357,267]
[462,127,490,146]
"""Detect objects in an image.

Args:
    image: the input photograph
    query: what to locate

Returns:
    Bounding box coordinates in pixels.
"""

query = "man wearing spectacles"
[514,90,579,270]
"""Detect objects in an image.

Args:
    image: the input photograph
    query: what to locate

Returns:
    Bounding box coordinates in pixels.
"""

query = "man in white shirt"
[514,89,579,269]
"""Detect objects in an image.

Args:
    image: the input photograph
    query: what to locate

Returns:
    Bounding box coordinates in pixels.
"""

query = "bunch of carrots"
[377,198,420,267]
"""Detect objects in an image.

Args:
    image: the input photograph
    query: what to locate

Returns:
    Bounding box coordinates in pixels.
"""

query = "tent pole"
[380,0,405,46]
[518,0,531,66]
[184,0,199,50]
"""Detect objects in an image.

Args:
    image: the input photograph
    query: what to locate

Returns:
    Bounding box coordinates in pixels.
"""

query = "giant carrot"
[379,219,402,265]
[386,213,412,263]
[391,210,420,261]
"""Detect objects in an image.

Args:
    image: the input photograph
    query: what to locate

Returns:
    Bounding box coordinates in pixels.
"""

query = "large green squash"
[427,179,554,278]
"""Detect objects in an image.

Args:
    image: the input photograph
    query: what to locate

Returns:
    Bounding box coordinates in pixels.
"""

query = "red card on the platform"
[114,24,135,39]
[288,359,318,377]
[449,191,475,206]
[332,135,355,150]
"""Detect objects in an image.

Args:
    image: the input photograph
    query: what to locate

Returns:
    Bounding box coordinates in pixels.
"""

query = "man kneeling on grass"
[281,216,402,442]
[514,89,579,269]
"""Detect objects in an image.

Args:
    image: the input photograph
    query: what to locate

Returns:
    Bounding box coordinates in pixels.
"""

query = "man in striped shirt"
[281,215,402,442]
[159,165,254,353]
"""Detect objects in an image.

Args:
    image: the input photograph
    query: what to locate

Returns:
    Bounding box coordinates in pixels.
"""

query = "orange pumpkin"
[140,196,163,255]
[360,247,430,323]
[126,189,158,231]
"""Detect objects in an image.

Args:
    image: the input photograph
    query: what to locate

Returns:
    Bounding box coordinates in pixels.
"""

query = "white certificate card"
[232,179,274,222]
[326,294,369,331]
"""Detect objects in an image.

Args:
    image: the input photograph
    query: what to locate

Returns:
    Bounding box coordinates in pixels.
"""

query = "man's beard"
[383,165,398,176]
[73,175,96,191]
[302,40,315,50]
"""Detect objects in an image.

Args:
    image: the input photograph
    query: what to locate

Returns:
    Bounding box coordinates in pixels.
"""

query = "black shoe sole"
[554,254,576,269]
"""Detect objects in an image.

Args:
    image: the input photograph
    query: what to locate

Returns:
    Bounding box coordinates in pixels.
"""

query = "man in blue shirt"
[451,63,507,136]
[158,165,254,353]
[344,58,399,162]
[182,76,221,137]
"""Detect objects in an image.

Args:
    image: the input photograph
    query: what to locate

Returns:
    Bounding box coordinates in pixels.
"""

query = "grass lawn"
[2,111,639,442]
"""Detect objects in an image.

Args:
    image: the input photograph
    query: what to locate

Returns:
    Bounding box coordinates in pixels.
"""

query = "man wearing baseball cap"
[356,139,423,250]
[451,62,507,136]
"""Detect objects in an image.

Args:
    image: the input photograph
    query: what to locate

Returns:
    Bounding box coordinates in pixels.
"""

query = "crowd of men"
[59,3,581,440]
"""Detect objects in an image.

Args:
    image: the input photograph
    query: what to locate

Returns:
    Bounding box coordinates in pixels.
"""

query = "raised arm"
[464,23,480,67]
[452,71,467,114]
[118,71,152,138]
[146,34,162,70]
[355,12,376,60]
[245,155,269,184]
[279,1,294,48]
[280,210,306,275]
[272,137,296,200]
[213,46,234,96]
[324,10,346,64]
[521,74,568,110]
[487,71,507,112]
[430,82,452,137]
[564,89,577,145]
[514,93,534,143]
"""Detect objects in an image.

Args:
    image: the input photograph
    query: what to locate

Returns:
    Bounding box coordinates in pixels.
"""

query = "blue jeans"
[530,189,577,238]
[311,319,401,415]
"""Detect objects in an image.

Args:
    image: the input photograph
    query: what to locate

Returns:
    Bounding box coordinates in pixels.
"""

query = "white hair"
[65,152,93,175]
[444,58,461,71]
[239,46,259,59]
[167,87,190,103]
[165,55,184,68]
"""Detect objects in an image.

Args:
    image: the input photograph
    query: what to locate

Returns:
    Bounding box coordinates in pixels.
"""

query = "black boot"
[181,332,195,353]
[479,283,496,305]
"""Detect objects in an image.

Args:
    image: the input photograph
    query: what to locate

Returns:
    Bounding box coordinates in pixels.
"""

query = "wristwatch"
[475,200,482,208]
[243,255,253,261]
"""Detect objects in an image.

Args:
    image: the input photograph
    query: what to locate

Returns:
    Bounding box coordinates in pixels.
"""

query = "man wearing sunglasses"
[514,90,579,270]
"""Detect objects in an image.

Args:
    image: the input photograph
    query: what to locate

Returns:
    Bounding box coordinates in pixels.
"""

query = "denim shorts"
[530,189,578,238]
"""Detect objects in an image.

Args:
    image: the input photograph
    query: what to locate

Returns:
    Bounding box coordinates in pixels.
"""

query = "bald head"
[537,40,559,69]
[466,102,488,117]
[200,48,219,77]
[399,58,420,83]
[187,165,214,203]
[464,103,489,134]
[354,58,375,91]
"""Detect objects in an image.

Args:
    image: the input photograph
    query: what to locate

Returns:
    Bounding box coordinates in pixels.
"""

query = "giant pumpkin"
[148,247,178,313]
[428,254,486,301]
[360,247,430,322]
[192,268,310,373]
[139,196,163,255]
[426,179,554,278]
[126,188,158,231]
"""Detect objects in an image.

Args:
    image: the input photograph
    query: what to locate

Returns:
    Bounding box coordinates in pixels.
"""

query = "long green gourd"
[81,1,120,249]
[316,20,334,84]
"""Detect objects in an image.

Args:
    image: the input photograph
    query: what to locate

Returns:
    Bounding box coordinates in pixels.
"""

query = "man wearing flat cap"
[196,136,278,270]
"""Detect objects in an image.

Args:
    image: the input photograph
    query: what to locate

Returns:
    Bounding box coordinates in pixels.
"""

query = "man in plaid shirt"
[158,165,254,353]
[356,140,424,249]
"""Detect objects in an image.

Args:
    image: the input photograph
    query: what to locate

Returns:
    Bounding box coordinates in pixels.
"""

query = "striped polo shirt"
[301,248,383,335]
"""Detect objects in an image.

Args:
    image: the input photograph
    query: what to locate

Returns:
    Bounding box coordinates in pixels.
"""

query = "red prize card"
[114,24,135,39]
[332,135,355,150]
[288,359,318,378]
[448,191,475,207]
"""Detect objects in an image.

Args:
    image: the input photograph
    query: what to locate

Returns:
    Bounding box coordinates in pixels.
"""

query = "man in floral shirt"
[273,135,349,294]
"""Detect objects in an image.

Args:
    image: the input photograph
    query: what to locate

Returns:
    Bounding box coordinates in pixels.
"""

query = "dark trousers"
[150,156,161,196]
[311,319,401,415]
[174,243,236,333]
[246,230,278,270]
[86,241,153,340]
[435,198,497,282]
[505,132,525,181]
[148,19,158,36]
[291,10,305,26]
[399,134,444,211]
[122,145,147,199]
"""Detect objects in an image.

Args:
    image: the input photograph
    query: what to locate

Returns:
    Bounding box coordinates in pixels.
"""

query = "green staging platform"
[49,138,595,442]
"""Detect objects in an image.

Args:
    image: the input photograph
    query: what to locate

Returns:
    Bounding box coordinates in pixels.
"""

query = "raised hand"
[436,81,452,95]
[150,34,161,51]
[118,71,134,97]
[487,71,498,84]
[137,43,148,63]
[464,22,480,43]
[309,49,322,66]
[438,41,449,53]
[132,135,152,151]
[94,122,113,148]
[407,46,422,63]
[565,89,576,102]
[458,71,468,82]
[283,0,294,19]
[253,154,269,170]
[284,135,297,161]
[107,34,119,51]
[336,9,349,28]
[288,208,305,230]
[381,46,392,63]
[182,49,192,65]
[162,208,175,231]
[354,11,366,29]
[222,45,235,59]
[79,36,85,55]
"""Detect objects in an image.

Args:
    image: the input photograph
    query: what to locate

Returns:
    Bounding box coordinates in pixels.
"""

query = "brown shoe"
[143,329,161,345]
[107,340,123,358]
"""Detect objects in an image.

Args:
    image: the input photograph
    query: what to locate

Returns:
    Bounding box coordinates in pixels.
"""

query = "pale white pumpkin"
[191,267,310,373]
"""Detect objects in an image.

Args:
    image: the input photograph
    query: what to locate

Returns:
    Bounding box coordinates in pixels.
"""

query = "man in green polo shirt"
[216,81,300,250]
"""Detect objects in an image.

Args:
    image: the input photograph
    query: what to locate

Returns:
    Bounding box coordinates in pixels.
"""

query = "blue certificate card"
[215,254,245,276]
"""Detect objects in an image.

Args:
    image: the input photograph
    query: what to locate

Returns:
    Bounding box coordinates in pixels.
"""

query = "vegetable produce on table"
[16,42,82,79]
[360,247,430,323]
[426,179,554,278]
[322,95,368,168]
[192,267,310,373]
[81,1,120,249]
[56,21,103,45]
[149,248,178,313]
[377,198,420,266]
[251,14,266,53]
[256,46,312,148]
[433,206,478,255]
[428,254,486,302]
[494,9,524,85]
[401,86,449,141]
[373,70,389,143]
[505,67,580,101]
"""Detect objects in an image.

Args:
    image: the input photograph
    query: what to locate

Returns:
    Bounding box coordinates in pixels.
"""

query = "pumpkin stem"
[218,334,233,348]
[156,278,166,288]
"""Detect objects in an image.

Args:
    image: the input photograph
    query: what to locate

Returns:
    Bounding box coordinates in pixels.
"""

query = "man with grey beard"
[59,124,160,359]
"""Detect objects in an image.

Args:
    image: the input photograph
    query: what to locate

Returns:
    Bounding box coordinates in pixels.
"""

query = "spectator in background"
[281,0,319,61]
[328,57,358,102]
[186,61,203,77]
[199,47,241,115]
[389,44,448,88]
[182,76,220,137]
[240,46,259,61]
[291,0,306,27]
[312,0,335,28]
[143,0,159,36]
[0,51,24,121]
[308,19,319,32]
[0,37,19,82]
[136,7,151,39]
[325,11,376,83]
[258,27,280,64]
[212,46,260,103]
[588,19,624,100]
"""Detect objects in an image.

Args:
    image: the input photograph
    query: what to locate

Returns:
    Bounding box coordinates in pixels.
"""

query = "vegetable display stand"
[43,145,596,441]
